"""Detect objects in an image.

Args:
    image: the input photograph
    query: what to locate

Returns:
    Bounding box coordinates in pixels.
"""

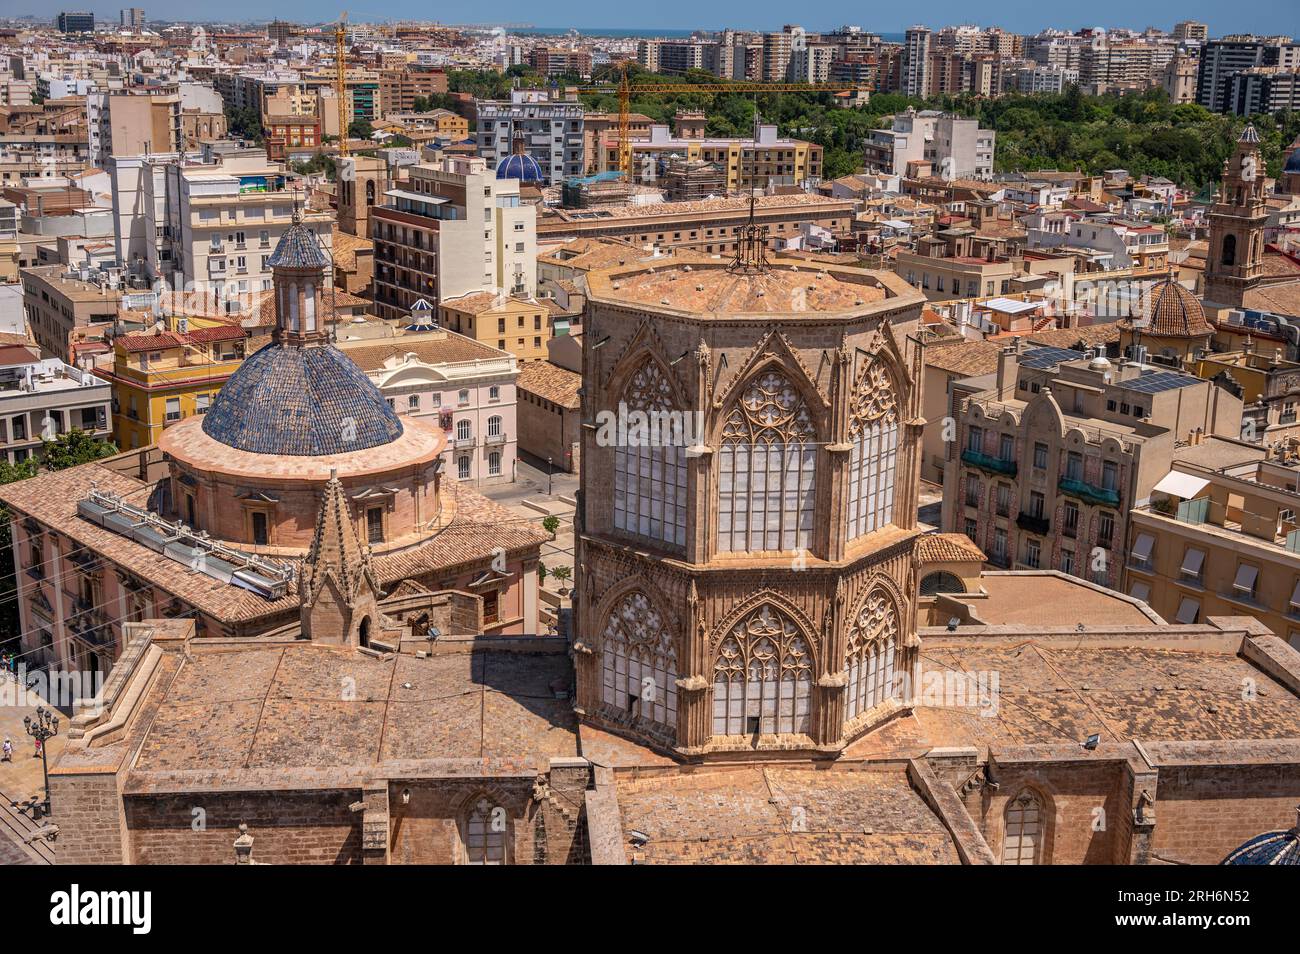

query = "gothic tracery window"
[845,589,899,721]
[600,592,678,732]
[612,359,687,549]
[712,604,813,737]
[1002,791,1044,865]
[718,371,817,553]
[463,797,507,865]
[847,361,899,539]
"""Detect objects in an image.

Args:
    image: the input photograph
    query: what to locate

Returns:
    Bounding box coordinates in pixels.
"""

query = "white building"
[0,351,112,464]
[865,109,996,180]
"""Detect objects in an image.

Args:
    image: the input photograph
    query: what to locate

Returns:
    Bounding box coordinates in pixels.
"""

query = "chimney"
[996,342,1020,399]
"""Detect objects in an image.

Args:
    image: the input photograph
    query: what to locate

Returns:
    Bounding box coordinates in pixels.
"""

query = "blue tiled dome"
[201,342,403,456]
[496,151,545,184]
[1221,823,1299,865]
[1285,151,1300,174]
[267,220,328,270]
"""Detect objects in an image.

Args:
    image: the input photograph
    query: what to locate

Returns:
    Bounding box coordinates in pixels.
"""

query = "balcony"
[1015,513,1051,536]
[485,432,507,445]
[961,449,1017,477]
[1058,477,1120,508]
[453,435,476,449]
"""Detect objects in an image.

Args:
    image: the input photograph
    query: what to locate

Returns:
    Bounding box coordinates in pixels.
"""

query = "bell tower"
[1204,125,1268,308]
[269,209,332,346]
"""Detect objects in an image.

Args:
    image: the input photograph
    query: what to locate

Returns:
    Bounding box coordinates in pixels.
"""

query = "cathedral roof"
[1238,124,1260,145]
[1142,277,1211,338]
[200,342,404,456]
[1285,150,1300,175]
[496,151,545,183]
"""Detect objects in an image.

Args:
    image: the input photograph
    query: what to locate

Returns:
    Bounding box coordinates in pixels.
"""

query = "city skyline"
[6,5,1300,38]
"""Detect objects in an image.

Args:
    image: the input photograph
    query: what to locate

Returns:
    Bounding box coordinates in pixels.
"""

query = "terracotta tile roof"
[338,333,506,370]
[0,461,546,626]
[923,339,1002,377]
[331,226,373,273]
[1025,322,1121,350]
[516,360,580,409]
[916,532,985,564]
[1243,280,1300,318]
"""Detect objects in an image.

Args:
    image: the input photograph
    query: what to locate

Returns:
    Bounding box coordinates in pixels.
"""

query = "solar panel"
[1119,370,1200,394]
[1018,346,1088,370]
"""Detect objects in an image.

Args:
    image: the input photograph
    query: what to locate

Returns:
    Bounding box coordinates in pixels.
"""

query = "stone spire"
[300,469,381,646]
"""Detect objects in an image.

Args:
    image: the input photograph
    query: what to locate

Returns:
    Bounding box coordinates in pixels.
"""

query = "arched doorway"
[358,616,371,648]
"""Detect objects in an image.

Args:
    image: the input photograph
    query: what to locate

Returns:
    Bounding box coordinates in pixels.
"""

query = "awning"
[1152,470,1210,499]
[1175,597,1200,624]
[1289,579,1300,610]
[1179,548,1205,578]
[1131,533,1154,562]
[1129,581,1151,603]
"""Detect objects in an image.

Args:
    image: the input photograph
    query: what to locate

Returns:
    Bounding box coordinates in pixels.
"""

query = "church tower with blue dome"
[495,129,546,185]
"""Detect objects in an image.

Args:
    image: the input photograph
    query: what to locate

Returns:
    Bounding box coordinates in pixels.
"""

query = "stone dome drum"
[200,342,404,456]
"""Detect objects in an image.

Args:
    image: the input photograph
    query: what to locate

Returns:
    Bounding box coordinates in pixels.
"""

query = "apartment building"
[378,68,448,117]
[1225,67,1300,115]
[595,122,823,191]
[20,263,119,362]
[865,110,995,180]
[1125,456,1300,647]
[97,322,248,450]
[1197,35,1300,113]
[109,147,331,296]
[903,27,932,98]
[435,291,551,365]
[527,48,593,79]
[1027,215,1170,272]
[941,336,1244,590]
[370,155,537,322]
[0,348,111,463]
[1173,21,1209,45]
[475,89,584,186]
[340,328,519,485]
[88,91,182,168]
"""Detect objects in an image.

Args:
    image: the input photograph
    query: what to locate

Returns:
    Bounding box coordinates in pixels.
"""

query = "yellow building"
[100,323,249,450]
[598,123,823,191]
[438,292,551,362]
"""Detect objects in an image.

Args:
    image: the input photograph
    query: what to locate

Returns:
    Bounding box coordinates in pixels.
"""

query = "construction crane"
[576,66,867,178]
[335,13,349,157]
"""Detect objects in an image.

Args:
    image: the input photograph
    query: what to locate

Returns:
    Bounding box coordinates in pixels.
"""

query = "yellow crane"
[576,66,867,177]
[335,13,349,157]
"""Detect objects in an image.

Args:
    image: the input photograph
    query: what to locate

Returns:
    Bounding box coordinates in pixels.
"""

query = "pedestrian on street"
[32,737,41,760]
[1,738,11,762]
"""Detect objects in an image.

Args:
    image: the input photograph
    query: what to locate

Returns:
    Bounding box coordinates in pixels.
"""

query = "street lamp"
[547,457,553,496]
[24,706,59,818]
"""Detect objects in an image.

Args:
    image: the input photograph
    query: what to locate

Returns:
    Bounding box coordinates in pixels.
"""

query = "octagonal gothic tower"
[573,251,929,759]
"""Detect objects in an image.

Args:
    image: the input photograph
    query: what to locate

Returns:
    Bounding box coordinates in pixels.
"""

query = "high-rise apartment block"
[475,90,584,185]
[903,27,932,97]
[370,155,537,321]
[1197,35,1300,113]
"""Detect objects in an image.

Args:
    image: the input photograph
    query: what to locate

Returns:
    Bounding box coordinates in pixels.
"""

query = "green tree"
[348,118,374,141]
[39,429,118,471]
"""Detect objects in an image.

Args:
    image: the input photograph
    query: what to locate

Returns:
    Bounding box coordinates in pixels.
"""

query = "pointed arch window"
[462,796,508,865]
[847,361,899,539]
[712,604,813,737]
[612,358,687,549]
[718,371,817,553]
[600,591,677,732]
[1002,791,1044,865]
[845,589,899,721]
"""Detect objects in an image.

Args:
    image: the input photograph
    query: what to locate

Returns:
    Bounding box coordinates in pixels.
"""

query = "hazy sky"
[13,2,1300,36]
